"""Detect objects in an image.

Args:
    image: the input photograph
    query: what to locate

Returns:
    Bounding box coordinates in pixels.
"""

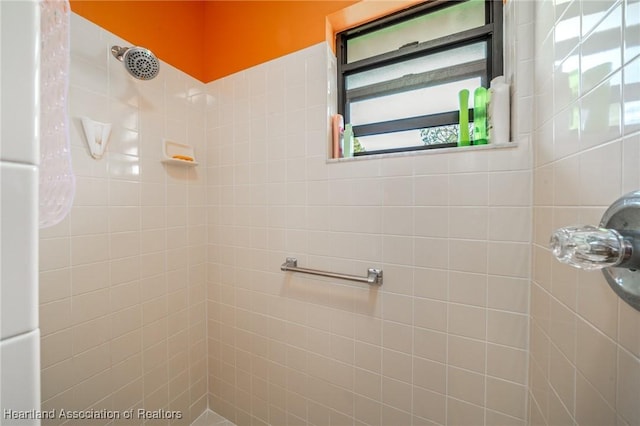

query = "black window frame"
[336,0,504,156]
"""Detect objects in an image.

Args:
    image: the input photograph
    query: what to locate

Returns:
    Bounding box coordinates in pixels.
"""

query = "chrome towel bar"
[280,257,383,286]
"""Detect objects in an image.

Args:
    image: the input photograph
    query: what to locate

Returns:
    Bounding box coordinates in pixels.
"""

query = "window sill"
[327,140,519,164]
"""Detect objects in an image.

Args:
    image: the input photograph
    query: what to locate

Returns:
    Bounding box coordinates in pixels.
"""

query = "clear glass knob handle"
[550,225,631,270]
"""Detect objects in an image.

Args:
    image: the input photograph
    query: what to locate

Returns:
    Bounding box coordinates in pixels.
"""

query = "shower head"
[111,45,160,80]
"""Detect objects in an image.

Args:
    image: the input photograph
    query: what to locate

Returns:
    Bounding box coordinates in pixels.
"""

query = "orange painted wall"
[70,0,206,82]
[202,1,357,82]
[70,0,421,83]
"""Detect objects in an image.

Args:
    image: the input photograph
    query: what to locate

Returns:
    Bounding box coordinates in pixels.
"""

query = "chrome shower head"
[111,45,160,80]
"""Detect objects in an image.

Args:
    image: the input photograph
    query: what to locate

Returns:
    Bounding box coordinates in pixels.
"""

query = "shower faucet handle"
[549,191,640,312]
[550,225,632,270]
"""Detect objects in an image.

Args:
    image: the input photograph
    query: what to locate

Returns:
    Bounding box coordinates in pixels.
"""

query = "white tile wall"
[530,0,640,425]
[1,162,39,339]
[1,1,41,424]
[0,330,41,425]
[205,1,535,425]
[37,1,640,425]
[0,0,40,164]
[38,13,208,424]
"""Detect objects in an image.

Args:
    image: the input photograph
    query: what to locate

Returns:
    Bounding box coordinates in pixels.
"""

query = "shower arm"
[111,46,128,61]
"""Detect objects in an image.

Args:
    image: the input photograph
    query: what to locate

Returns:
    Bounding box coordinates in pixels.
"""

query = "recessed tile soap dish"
[161,139,198,166]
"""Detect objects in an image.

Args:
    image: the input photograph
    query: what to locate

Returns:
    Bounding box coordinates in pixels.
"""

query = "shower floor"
[191,409,236,426]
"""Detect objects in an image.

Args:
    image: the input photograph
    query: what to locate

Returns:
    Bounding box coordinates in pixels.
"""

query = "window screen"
[337,0,503,156]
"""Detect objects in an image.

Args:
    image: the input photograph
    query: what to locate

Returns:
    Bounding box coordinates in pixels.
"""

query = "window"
[336,0,503,156]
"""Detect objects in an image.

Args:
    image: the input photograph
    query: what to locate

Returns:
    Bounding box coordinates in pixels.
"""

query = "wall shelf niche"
[161,139,198,166]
